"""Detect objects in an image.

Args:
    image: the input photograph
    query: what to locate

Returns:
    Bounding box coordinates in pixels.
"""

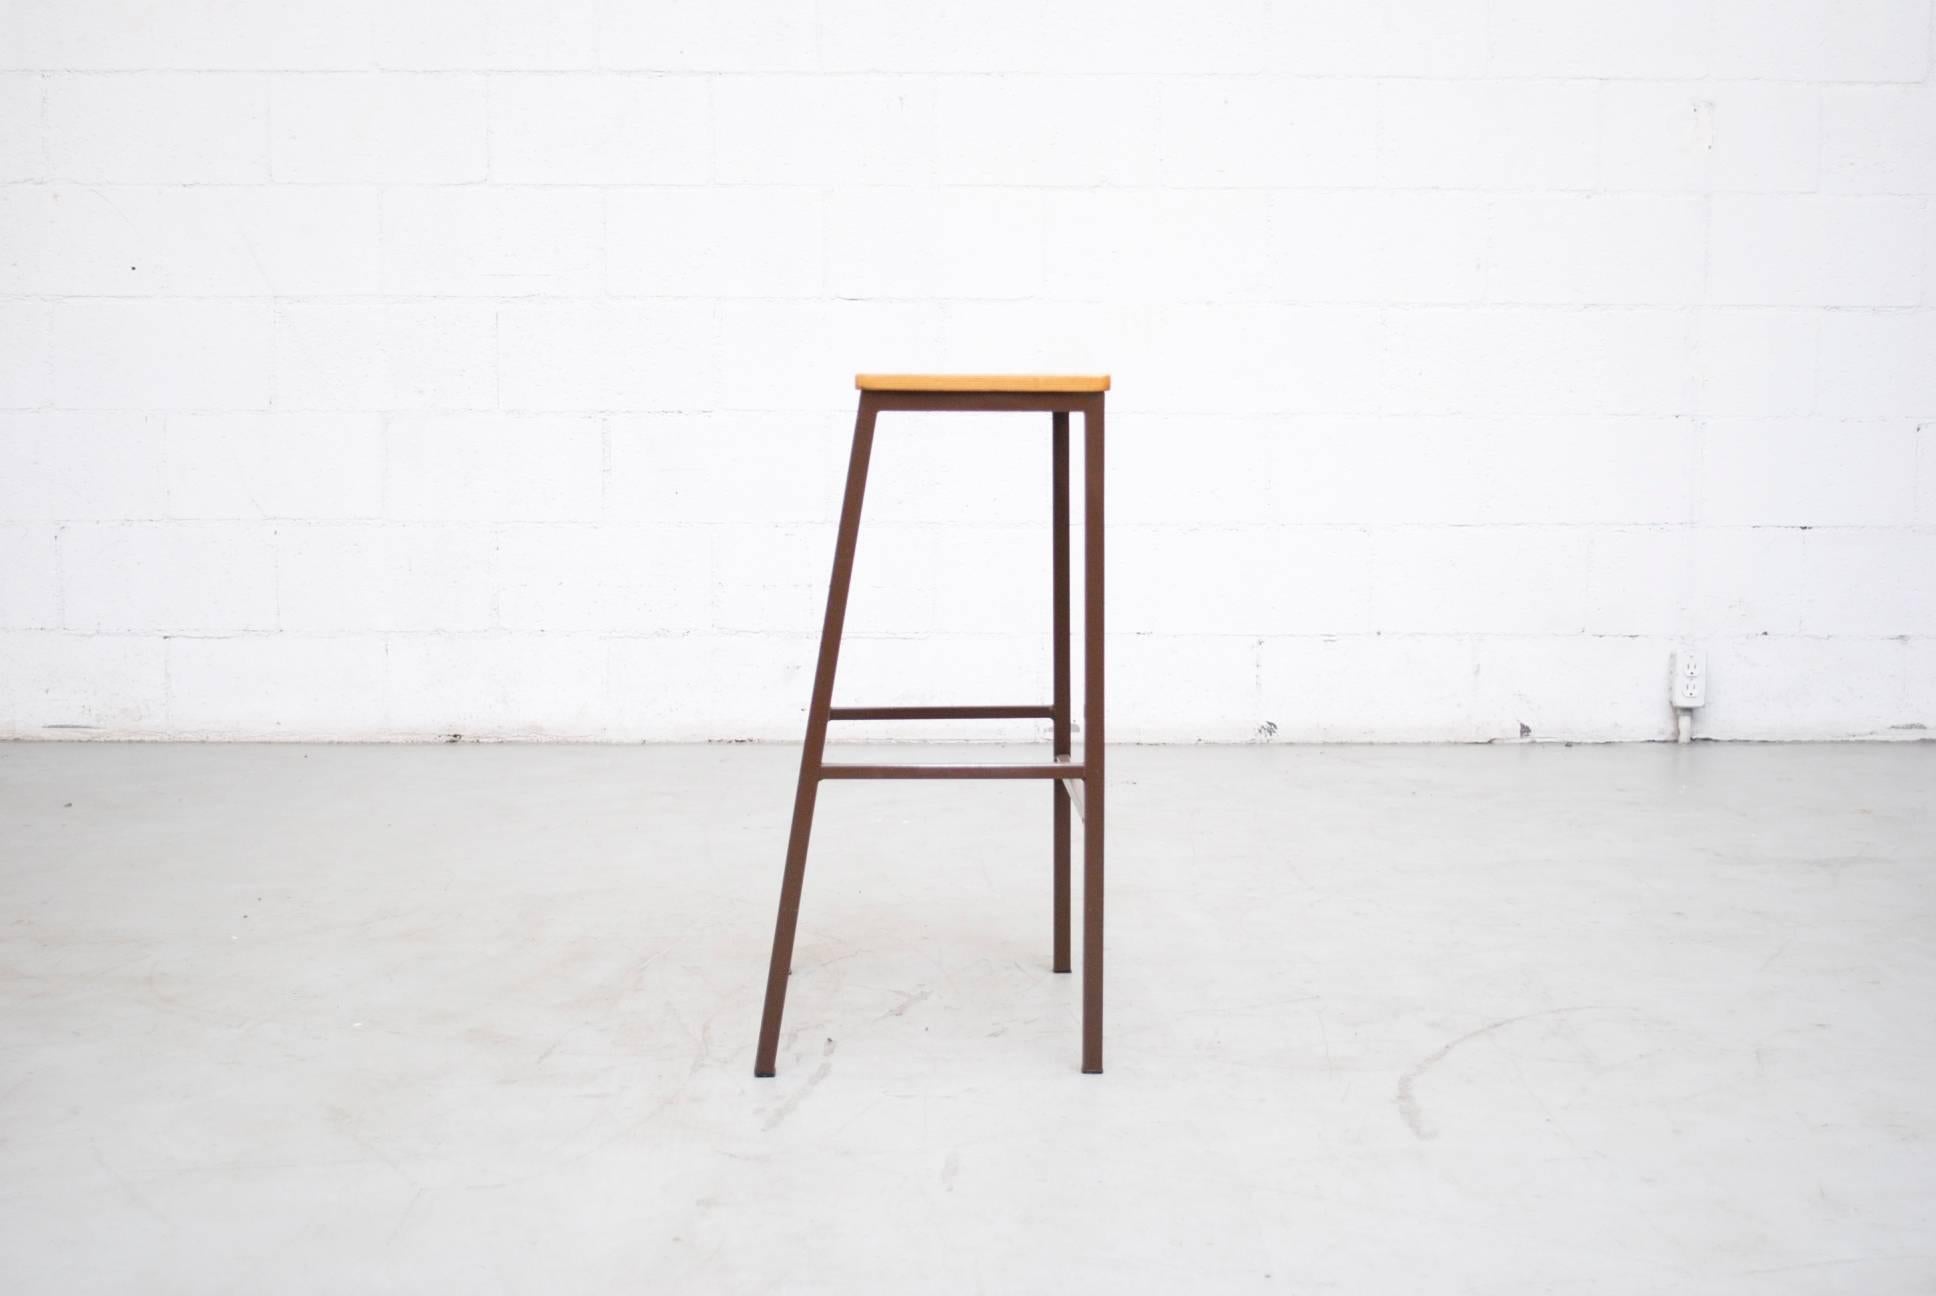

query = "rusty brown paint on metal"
[1051,409,1073,977]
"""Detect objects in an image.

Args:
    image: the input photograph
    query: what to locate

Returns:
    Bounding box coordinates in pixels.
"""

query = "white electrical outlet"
[1671,648,1706,709]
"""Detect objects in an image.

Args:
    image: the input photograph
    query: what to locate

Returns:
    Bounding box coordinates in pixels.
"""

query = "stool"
[755,373,1109,1076]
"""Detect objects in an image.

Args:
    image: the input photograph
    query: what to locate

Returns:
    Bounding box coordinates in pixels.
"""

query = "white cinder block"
[1709,197,1925,306]
[166,414,384,520]
[1265,0,1491,77]
[1487,196,1705,305]
[0,525,60,629]
[1265,417,1446,526]
[1136,190,1488,307]
[385,634,606,737]
[720,75,936,186]
[1908,639,1936,728]
[498,301,719,412]
[273,303,495,412]
[1042,189,1272,305]
[1110,415,1277,527]
[1474,635,1677,741]
[275,524,497,633]
[53,300,273,411]
[61,522,277,632]
[8,0,377,71]
[828,186,1045,300]
[0,412,168,521]
[0,302,51,408]
[1320,191,1490,305]
[1698,418,1918,526]
[385,414,601,522]
[1378,82,1599,190]
[1257,635,1480,742]
[610,187,825,299]
[1581,527,1693,636]
[0,186,383,297]
[166,634,388,738]
[1114,304,1383,415]
[207,187,386,296]
[1919,424,1936,524]
[822,187,945,300]
[1689,527,1811,636]
[1109,633,1260,742]
[1710,0,1931,82]
[1488,0,1708,77]
[1795,530,1936,636]
[1114,525,1373,636]
[1150,79,1380,189]
[495,524,714,634]
[709,522,833,634]
[926,76,1158,187]
[0,631,167,735]
[491,75,711,184]
[1821,87,1936,194]
[848,522,1044,637]
[715,300,941,411]
[1696,310,1819,418]
[0,75,43,180]
[606,412,844,525]
[820,0,1056,75]
[840,519,939,636]
[861,409,1055,526]
[1702,636,1911,739]
[271,74,487,183]
[602,0,818,72]
[381,187,602,297]
[47,73,267,182]
[1385,309,1695,417]
[375,0,605,70]
[1815,312,1936,418]
[1046,2,1278,76]
[1371,527,1590,635]
[1284,416,1691,526]
[607,633,810,740]
[1927,203,1936,307]
[1596,86,1711,193]
[1708,83,1823,193]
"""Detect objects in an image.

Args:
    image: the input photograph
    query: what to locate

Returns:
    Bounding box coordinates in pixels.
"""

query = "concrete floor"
[0,742,1931,1293]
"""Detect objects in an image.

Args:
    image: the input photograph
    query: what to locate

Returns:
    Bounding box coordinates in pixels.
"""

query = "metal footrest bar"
[828,704,1055,721]
[820,761,1083,781]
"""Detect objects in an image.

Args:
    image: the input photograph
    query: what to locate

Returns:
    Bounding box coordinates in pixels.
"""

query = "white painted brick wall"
[2,1,1933,743]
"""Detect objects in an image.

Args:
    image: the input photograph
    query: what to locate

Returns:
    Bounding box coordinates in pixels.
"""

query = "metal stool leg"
[1081,395,1105,1074]
[754,395,878,1077]
[1051,410,1072,975]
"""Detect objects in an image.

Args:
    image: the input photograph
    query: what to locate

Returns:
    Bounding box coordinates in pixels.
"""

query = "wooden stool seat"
[756,372,1107,1077]
[856,373,1111,393]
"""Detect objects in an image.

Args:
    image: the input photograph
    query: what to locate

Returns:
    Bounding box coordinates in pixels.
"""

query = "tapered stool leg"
[1051,410,1072,974]
[1081,396,1105,1074]
[755,397,878,1077]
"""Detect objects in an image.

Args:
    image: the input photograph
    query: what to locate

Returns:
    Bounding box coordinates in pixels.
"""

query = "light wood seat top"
[856,373,1110,393]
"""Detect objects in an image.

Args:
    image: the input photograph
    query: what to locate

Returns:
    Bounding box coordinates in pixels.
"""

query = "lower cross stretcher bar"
[818,761,1081,780]
[827,704,1055,720]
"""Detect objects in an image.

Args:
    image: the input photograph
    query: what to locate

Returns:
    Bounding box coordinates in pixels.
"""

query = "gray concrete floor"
[0,741,1932,1293]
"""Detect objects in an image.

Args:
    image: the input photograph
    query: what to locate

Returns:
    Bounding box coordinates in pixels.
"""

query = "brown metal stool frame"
[755,373,1108,1076]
